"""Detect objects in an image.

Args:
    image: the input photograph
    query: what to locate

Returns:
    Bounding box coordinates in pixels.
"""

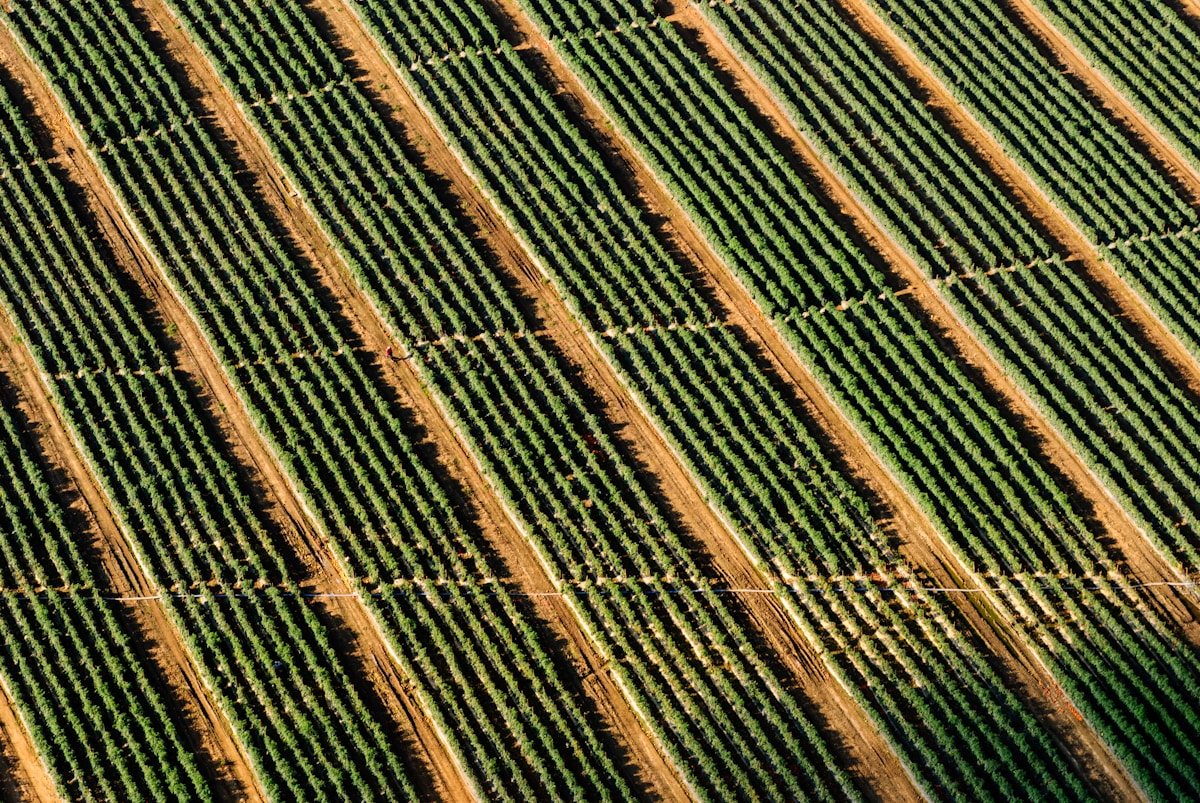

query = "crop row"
[857,0,1200,377]
[6,1,640,798]
[0,21,420,800]
[693,0,1200,611]
[515,5,1200,797]
[343,0,1103,798]
[0,372,207,799]
[158,0,875,797]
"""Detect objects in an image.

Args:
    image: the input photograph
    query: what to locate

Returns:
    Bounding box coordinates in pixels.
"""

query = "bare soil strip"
[0,17,455,802]
[1002,0,1200,201]
[826,0,1200,629]
[131,0,694,797]
[313,0,934,796]
[0,680,56,803]
[472,0,1155,795]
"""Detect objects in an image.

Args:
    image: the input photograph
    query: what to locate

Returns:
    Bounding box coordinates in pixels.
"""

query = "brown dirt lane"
[829,0,1200,637]
[0,679,56,803]
[487,0,1154,797]
[318,0,928,798]
[989,0,1200,391]
[1179,0,1200,24]
[0,14,462,803]
[132,0,691,798]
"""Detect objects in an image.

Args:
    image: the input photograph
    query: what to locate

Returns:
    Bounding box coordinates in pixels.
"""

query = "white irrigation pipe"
[7,577,1183,603]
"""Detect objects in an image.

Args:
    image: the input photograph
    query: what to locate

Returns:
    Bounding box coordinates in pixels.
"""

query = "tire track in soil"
[0,15,456,803]
[825,0,1200,643]
[319,0,926,798]
[499,0,1148,797]
[134,0,682,798]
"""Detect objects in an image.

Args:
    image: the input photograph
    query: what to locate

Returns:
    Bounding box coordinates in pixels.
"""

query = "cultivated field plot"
[0,0,1198,800]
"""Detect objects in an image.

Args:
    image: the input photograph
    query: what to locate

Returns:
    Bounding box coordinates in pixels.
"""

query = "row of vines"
[0,360,205,800]
[343,0,1108,799]
[0,44,425,801]
[502,0,1200,797]
[157,0,875,798]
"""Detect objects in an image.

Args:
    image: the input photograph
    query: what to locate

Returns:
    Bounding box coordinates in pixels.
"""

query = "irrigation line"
[2,578,1192,603]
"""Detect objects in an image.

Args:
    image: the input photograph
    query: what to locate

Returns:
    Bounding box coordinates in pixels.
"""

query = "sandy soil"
[822,0,1200,412]
[31,0,484,796]
[0,678,56,803]
[1179,0,1200,24]
[0,13,466,801]
[0,306,262,800]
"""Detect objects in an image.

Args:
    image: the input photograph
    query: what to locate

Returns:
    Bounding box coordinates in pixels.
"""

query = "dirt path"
[128,0,699,797]
[314,0,919,799]
[311,0,938,797]
[0,17,456,802]
[672,0,1200,792]
[472,0,1154,796]
[1002,0,1200,202]
[0,680,56,803]
[826,0,1200,632]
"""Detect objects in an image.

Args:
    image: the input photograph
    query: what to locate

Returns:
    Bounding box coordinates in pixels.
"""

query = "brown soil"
[477,0,1156,797]
[317,0,924,797]
[0,680,56,803]
[129,0,693,797]
[1001,0,1200,202]
[830,0,1200,635]
[0,16,447,802]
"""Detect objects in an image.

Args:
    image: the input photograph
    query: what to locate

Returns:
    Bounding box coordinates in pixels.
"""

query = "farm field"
[0,0,1198,800]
